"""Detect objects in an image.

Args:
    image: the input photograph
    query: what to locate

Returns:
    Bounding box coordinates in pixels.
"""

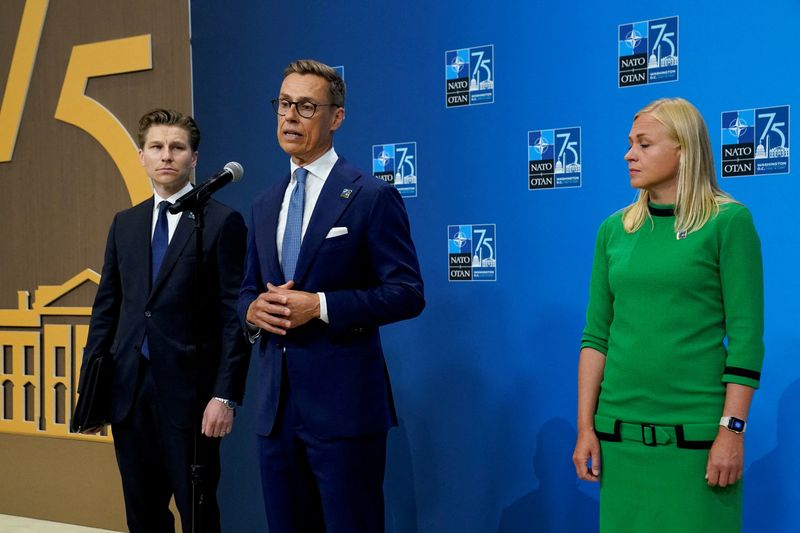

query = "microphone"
[169,162,244,214]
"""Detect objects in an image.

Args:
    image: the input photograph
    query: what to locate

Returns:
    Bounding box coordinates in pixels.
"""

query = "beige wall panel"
[0,1,192,529]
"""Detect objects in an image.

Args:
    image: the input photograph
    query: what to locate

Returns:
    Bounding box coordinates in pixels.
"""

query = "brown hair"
[137,108,201,151]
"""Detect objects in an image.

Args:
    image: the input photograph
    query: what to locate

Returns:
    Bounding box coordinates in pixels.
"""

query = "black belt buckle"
[641,424,657,446]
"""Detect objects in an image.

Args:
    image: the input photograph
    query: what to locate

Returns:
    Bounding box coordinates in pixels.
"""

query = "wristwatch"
[213,397,237,410]
[719,416,746,434]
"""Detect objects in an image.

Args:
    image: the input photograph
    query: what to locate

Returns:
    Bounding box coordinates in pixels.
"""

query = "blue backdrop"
[189,1,799,531]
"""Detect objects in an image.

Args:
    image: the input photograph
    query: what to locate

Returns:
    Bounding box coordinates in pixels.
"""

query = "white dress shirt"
[274,147,339,324]
[276,146,339,261]
[151,181,194,243]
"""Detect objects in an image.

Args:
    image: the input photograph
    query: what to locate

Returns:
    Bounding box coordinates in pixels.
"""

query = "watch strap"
[212,397,237,410]
[719,416,746,434]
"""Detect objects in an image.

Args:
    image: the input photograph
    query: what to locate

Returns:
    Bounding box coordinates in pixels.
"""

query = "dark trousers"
[258,370,388,533]
[112,359,221,533]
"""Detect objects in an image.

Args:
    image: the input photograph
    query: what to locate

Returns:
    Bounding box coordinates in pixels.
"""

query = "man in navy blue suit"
[240,59,425,532]
[80,109,249,532]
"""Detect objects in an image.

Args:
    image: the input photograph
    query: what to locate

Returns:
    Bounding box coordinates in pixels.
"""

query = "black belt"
[594,415,717,449]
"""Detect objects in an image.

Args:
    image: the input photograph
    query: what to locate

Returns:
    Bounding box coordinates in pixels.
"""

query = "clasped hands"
[572,426,744,487]
[246,281,320,335]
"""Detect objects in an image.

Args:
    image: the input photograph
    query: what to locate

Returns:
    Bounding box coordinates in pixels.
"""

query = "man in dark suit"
[80,109,249,533]
[239,60,425,532]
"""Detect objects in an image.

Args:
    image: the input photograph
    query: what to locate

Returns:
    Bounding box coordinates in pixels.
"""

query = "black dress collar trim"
[648,204,675,217]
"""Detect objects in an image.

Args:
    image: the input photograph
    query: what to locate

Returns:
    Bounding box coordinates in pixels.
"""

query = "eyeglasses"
[271,98,339,119]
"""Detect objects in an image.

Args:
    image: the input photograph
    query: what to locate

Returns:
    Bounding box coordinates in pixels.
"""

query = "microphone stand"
[189,200,205,533]
[170,165,241,533]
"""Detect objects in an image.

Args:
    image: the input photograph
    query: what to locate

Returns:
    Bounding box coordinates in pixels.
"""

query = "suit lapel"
[149,211,195,300]
[293,161,361,285]
[255,176,290,284]
[134,199,156,292]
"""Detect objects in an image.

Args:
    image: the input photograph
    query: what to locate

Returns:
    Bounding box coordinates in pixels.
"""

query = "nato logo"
[618,16,678,87]
[445,44,494,107]
[721,105,790,177]
[528,127,582,189]
[372,142,417,198]
[448,224,496,281]
[333,65,345,79]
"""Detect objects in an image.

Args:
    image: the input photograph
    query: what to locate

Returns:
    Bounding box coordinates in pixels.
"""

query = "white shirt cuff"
[318,292,329,323]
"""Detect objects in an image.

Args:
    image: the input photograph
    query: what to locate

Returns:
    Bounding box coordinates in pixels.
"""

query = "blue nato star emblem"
[625,29,642,51]
[450,55,466,76]
[452,231,468,249]
[728,117,749,139]
[533,135,550,156]
[377,151,392,168]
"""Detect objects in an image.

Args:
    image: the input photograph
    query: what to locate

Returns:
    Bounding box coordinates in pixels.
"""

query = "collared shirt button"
[144,310,152,318]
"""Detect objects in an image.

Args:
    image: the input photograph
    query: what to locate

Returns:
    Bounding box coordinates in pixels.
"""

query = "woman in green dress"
[572,97,764,532]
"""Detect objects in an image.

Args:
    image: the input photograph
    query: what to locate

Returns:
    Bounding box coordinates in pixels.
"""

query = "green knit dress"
[581,202,764,533]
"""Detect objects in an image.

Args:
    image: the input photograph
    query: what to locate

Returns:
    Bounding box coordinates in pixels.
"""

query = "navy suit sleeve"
[211,209,251,404]
[238,206,264,330]
[325,185,425,332]
[79,214,122,393]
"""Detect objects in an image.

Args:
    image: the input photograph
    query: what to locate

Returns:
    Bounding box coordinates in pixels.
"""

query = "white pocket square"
[325,227,348,239]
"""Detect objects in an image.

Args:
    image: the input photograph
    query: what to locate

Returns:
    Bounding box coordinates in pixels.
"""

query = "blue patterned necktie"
[281,168,307,281]
[142,200,170,359]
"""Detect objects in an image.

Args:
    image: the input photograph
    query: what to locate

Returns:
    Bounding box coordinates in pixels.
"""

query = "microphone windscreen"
[224,161,244,182]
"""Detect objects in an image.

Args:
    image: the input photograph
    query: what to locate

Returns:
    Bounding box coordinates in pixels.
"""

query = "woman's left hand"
[705,428,744,487]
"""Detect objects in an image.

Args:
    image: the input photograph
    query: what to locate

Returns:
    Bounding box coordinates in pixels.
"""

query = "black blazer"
[81,197,249,428]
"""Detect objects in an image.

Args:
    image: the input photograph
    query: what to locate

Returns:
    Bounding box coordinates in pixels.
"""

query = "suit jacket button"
[144,310,152,318]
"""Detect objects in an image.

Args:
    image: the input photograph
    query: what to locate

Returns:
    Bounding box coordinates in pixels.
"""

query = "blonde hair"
[622,97,735,234]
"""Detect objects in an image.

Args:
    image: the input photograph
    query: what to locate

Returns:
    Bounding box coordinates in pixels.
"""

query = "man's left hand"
[265,281,320,329]
[705,428,744,487]
[201,399,234,438]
